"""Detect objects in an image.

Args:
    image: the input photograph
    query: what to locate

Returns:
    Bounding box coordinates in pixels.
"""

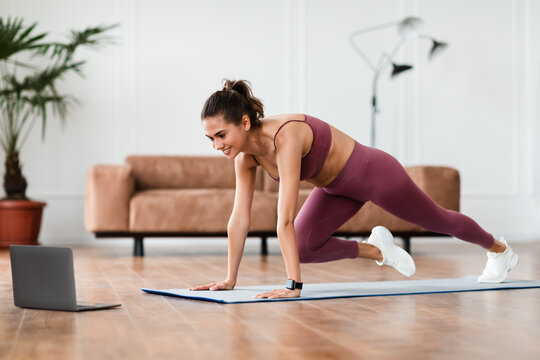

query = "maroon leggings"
[295,142,496,263]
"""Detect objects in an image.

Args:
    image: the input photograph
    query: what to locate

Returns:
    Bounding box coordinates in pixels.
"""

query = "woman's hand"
[189,280,235,291]
[254,288,301,300]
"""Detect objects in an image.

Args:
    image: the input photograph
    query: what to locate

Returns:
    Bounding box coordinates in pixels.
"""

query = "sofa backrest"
[405,166,460,211]
[126,156,263,190]
[125,156,460,209]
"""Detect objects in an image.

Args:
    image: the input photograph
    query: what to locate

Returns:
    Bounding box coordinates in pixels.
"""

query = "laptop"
[10,245,121,312]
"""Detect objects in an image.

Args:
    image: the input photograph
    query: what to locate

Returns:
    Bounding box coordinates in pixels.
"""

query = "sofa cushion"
[129,189,277,232]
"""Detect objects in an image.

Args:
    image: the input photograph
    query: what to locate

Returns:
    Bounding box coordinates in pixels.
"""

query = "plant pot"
[0,200,46,247]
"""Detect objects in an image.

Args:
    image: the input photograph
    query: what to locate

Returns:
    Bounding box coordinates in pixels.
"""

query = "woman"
[190,79,518,300]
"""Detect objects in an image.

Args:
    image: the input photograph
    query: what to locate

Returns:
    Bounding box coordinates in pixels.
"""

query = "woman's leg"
[294,188,365,263]
[366,149,496,249]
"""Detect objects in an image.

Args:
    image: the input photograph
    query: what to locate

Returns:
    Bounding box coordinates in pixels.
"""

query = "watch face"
[286,279,302,290]
[286,279,295,289]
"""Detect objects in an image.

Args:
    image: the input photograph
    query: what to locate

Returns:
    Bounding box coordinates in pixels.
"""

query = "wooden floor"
[1,240,540,360]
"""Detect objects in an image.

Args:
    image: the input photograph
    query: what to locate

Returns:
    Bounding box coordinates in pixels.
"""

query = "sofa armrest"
[85,164,134,232]
[405,166,460,211]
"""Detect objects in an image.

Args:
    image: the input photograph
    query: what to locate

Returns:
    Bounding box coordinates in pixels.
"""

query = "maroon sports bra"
[254,114,332,182]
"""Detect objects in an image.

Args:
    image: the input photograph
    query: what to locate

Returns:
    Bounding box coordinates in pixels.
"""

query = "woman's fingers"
[190,281,234,291]
[189,283,216,291]
[255,290,281,299]
[254,288,300,299]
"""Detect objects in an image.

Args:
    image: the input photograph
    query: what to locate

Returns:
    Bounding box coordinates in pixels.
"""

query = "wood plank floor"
[1,240,540,360]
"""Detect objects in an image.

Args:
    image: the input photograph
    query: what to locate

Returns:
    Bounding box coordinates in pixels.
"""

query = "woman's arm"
[254,124,304,299]
[226,153,258,284]
[190,153,256,291]
[275,141,302,283]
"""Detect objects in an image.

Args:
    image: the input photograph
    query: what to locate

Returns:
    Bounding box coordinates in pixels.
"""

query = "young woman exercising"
[190,79,518,300]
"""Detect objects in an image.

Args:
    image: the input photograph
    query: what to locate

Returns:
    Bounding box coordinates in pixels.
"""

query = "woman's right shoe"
[477,237,518,283]
[367,226,416,277]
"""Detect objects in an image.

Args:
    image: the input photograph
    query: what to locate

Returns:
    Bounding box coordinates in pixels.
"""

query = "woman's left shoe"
[477,237,518,283]
[367,226,416,277]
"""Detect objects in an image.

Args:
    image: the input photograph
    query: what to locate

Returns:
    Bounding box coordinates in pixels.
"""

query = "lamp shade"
[391,63,413,77]
[429,39,448,59]
[398,17,424,39]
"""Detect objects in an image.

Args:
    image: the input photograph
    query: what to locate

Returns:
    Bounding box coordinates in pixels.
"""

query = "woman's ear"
[242,115,251,131]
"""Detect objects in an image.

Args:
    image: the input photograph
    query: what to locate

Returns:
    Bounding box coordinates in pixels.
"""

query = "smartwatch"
[285,279,303,290]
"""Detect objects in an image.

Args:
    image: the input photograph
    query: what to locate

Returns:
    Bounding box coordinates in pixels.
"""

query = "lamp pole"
[366,47,408,148]
[349,17,447,148]
[350,27,410,148]
[371,72,379,148]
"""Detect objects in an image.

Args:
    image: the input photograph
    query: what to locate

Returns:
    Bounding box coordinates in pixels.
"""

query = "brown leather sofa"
[84,156,460,256]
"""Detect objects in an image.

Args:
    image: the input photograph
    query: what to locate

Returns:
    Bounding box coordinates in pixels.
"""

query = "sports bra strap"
[272,119,306,149]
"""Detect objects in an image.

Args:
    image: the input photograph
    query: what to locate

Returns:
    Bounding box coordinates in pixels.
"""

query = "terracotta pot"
[0,200,46,247]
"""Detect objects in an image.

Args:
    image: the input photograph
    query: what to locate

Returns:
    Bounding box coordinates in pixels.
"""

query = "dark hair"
[201,79,264,130]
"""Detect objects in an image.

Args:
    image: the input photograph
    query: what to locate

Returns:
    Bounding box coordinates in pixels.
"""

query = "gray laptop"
[10,245,121,312]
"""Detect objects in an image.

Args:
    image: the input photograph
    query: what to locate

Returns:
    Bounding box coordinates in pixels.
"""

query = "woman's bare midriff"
[256,114,356,188]
[307,125,355,188]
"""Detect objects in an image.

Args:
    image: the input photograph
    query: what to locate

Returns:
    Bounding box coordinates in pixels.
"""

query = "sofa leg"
[260,236,268,256]
[134,236,144,257]
[402,236,411,254]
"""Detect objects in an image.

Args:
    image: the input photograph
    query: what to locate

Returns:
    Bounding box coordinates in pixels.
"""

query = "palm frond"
[0,16,116,152]
[4,58,40,71]
[32,23,119,61]
[3,61,86,96]
[0,17,48,61]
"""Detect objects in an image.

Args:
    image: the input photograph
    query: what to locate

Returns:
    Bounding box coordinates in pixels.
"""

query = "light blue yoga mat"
[141,275,540,304]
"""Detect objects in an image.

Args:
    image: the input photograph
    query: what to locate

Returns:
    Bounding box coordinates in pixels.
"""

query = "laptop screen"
[10,245,78,311]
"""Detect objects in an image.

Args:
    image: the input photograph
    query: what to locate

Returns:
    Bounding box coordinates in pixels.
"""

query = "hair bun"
[222,79,235,91]
[222,79,249,97]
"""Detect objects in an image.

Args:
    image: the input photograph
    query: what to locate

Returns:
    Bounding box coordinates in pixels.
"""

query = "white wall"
[1,0,539,244]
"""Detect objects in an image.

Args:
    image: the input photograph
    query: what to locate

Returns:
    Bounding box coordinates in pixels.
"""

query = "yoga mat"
[141,275,540,304]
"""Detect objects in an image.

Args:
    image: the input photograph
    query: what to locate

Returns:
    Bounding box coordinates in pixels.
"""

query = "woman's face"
[202,115,247,159]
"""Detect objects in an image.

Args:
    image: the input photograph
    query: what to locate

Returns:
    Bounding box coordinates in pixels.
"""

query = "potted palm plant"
[0,17,116,247]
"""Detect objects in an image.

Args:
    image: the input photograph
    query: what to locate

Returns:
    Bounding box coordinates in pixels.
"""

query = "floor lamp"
[349,17,448,148]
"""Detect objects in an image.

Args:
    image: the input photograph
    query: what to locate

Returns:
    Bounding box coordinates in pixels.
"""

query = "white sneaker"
[367,226,416,277]
[477,237,518,283]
